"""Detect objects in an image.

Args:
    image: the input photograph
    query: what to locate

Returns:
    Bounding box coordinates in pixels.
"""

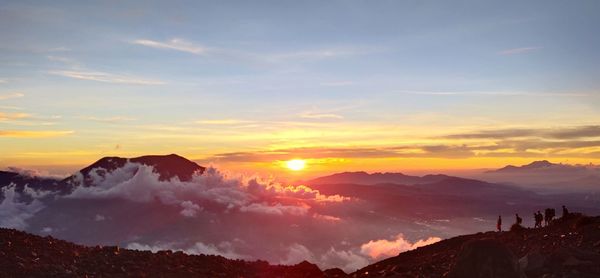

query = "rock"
[447,239,521,278]
[519,250,546,276]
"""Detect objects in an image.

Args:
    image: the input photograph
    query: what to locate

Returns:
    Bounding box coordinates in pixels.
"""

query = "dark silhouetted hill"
[352,214,600,277]
[62,154,205,186]
[308,171,450,186]
[0,227,327,278]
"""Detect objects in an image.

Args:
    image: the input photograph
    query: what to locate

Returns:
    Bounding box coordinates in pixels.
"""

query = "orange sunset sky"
[1,1,600,178]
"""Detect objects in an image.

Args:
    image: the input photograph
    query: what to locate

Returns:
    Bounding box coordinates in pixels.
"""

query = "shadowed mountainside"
[352,214,600,277]
[307,171,451,186]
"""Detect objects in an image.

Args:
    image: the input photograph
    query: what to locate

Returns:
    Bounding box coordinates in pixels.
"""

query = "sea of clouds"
[0,162,443,272]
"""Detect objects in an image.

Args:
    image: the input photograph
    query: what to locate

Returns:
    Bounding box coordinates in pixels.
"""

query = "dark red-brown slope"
[0,228,326,278]
[352,214,600,278]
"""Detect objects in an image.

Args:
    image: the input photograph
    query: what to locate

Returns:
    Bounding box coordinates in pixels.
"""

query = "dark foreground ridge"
[353,213,600,277]
[0,228,326,278]
[2,215,600,277]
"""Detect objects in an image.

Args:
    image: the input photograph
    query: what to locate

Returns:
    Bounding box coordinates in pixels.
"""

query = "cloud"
[240,202,309,216]
[401,90,589,97]
[0,112,30,121]
[321,248,369,273]
[128,240,247,260]
[320,81,354,87]
[280,243,315,265]
[196,119,253,125]
[5,167,66,179]
[498,47,541,55]
[0,186,46,229]
[0,161,470,271]
[300,112,344,120]
[0,130,74,138]
[360,234,441,259]
[444,125,600,140]
[180,201,202,217]
[185,241,247,259]
[132,37,369,65]
[49,70,165,85]
[132,38,206,55]
[265,49,361,63]
[0,92,25,100]
[67,162,347,216]
[80,116,136,123]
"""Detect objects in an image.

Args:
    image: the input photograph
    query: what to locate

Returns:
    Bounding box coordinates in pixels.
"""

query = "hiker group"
[496,205,570,232]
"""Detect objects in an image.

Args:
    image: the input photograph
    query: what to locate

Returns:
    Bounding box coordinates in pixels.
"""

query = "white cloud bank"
[360,233,441,259]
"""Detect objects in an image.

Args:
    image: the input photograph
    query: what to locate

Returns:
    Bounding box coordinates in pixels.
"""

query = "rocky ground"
[2,214,600,277]
[0,228,327,278]
[352,213,600,277]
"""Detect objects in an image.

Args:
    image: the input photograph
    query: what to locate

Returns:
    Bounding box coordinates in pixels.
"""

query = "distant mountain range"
[486,160,594,174]
[307,171,451,186]
[482,160,600,192]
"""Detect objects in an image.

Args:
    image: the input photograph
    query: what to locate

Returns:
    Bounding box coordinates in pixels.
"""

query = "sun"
[286,159,306,171]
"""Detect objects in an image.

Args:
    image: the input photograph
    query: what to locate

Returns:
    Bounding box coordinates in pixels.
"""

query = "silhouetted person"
[562,205,569,218]
[497,215,502,232]
[534,211,542,228]
[515,213,522,226]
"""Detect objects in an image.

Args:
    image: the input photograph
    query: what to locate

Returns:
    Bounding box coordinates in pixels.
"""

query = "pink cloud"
[360,234,441,259]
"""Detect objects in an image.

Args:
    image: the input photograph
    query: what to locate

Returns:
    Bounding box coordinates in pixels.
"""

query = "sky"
[1,0,600,178]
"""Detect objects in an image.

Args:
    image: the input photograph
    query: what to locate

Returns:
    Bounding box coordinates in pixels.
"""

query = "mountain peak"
[524,160,554,168]
[488,160,558,173]
[67,154,205,185]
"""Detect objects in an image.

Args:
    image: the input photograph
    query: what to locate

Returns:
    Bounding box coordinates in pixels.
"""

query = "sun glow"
[286,159,306,171]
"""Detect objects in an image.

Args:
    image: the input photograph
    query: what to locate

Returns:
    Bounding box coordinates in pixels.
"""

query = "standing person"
[497,215,502,232]
[534,211,541,228]
[515,213,522,226]
[562,205,569,218]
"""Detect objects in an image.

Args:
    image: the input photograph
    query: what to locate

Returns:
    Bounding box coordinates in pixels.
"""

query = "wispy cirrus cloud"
[132,38,207,55]
[264,48,363,63]
[204,125,600,162]
[0,93,25,100]
[49,70,165,85]
[400,90,589,97]
[132,37,372,64]
[300,112,344,119]
[320,81,355,87]
[79,116,136,123]
[0,112,30,121]
[498,46,541,55]
[196,119,253,125]
[443,125,600,140]
[0,130,73,138]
